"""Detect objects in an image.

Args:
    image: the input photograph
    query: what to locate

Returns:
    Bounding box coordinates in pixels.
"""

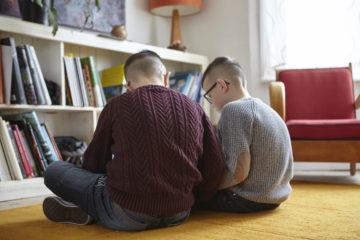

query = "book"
[16,46,38,105]
[0,117,23,180]
[74,57,89,107]
[3,111,58,164]
[11,119,45,175]
[183,73,196,96]
[187,72,203,102]
[80,56,104,107]
[41,122,63,161]
[169,71,194,93]
[82,64,96,106]
[4,121,26,179]
[101,64,125,101]
[65,79,72,106]
[19,130,40,177]
[40,124,60,162]
[0,37,26,104]
[11,124,34,178]
[24,44,45,105]
[0,138,12,181]
[26,121,47,172]
[64,56,82,107]
[0,46,3,104]
[1,45,14,104]
[194,73,204,103]
[29,46,52,105]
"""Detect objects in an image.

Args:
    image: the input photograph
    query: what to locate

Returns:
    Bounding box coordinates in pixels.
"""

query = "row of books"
[0,111,62,181]
[64,55,106,107]
[0,37,52,105]
[169,70,204,104]
[99,66,204,104]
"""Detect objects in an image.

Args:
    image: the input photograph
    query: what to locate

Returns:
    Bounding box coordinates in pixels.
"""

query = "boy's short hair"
[202,57,247,88]
[124,50,165,81]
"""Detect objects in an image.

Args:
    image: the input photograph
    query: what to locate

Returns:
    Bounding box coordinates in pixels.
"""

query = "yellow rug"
[0,182,359,240]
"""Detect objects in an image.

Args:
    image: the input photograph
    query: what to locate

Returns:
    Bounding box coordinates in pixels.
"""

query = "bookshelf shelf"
[0,104,102,112]
[0,177,51,202]
[0,15,209,202]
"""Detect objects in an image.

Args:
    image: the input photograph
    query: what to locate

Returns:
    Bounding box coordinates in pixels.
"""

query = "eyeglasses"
[203,81,230,104]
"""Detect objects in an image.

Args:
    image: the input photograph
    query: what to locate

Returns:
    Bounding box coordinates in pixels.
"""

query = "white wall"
[125,0,169,47]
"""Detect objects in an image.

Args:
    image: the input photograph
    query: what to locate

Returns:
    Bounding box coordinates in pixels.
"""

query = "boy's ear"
[164,72,171,87]
[124,84,133,91]
[216,78,229,92]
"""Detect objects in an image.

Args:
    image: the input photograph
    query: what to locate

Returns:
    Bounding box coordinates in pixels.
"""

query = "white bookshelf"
[0,15,209,201]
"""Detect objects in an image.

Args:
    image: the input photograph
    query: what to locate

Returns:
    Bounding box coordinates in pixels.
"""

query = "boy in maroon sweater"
[42,50,226,231]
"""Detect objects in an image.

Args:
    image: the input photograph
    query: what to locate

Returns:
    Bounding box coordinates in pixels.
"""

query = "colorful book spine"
[0,118,23,180]
[0,138,12,181]
[11,119,45,175]
[24,44,45,105]
[0,37,26,104]
[1,45,12,104]
[29,46,52,105]
[40,124,60,162]
[26,121,47,171]
[11,124,34,178]
[80,56,104,107]
[3,111,58,164]
[82,64,96,106]
[75,57,89,107]
[42,123,63,161]
[16,46,38,105]
[19,130,39,177]
[5,121,26,179]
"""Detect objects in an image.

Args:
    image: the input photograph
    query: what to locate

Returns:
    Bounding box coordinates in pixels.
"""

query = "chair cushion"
[279,68,355,121]
[287,119,360,139]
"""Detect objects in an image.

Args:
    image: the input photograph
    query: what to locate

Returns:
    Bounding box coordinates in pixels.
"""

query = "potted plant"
[10,0,100,36]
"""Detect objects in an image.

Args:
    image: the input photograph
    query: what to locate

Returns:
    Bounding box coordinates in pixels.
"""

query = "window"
[260,0,360,80]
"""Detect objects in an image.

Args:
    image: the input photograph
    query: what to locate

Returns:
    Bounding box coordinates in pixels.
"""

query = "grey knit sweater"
[218,97,293,204]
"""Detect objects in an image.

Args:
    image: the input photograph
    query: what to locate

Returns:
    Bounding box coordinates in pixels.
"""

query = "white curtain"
[260,0,360,80]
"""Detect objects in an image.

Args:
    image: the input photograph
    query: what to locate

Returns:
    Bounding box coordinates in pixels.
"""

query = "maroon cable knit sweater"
[82,85,226,215]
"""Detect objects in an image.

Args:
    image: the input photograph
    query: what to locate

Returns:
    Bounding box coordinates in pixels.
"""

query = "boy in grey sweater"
[201,57,293,213]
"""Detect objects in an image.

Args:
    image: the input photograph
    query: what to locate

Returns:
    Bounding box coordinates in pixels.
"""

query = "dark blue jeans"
[44,161,190,231]
[201,189,280,213]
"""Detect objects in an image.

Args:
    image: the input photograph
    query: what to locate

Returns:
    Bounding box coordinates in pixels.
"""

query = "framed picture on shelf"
[54,0,125,33]
[0,0,126,34]
[0,0,20,18]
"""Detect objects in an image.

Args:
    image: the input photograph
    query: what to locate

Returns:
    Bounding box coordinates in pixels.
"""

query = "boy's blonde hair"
[124,50,165,84]
[202,57,247,88]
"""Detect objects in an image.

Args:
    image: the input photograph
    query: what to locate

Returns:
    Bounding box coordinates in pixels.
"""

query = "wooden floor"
[0,170,359,211]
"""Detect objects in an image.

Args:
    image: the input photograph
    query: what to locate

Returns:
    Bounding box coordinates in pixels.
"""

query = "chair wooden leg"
[350,162,356,176]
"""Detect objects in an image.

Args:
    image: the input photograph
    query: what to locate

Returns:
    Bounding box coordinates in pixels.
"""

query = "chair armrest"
[356,94,360,110]
[269,82,286,120]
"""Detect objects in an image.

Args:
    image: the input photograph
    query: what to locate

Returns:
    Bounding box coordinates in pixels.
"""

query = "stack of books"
[63,55,106,107]
[0,37,52,105]
[169,70,204,104]
[0,111,62,181]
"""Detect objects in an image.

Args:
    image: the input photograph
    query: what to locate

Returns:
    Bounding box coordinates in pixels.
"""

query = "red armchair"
[269,64,360,175]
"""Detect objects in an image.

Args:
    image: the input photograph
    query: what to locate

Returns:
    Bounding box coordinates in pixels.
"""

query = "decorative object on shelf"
[54,136,87,167]
[111,25,127,39]
[45,79,60,105]
[18,0,52,26]
[150,0,202,51]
